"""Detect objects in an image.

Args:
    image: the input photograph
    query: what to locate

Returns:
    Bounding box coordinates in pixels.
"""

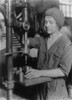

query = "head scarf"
[44,7,65,28]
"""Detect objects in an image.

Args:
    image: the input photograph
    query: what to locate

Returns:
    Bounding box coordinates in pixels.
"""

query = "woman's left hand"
[25,68,41,79]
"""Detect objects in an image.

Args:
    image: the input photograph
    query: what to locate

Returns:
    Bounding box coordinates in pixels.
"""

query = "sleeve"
[59,45,72,76]
[29,36,40,48]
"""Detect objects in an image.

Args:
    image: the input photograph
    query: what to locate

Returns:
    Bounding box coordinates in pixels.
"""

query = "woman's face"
[44,16,59,35]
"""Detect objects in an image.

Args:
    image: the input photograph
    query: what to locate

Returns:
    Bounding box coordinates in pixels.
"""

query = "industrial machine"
[0,0,59,100]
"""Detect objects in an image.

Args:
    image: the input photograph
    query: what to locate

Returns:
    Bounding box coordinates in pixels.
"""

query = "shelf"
[15,77,52,86]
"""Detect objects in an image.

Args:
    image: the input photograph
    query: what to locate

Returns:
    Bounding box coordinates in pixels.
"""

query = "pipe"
[0,1,14,100]
[6,0,14,100]
[22,0,28,65]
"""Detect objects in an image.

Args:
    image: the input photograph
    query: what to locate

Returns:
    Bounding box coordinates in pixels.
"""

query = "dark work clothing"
[29,35,72,100]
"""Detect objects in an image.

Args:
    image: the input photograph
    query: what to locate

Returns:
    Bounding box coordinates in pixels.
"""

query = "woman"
[25,7,72,100]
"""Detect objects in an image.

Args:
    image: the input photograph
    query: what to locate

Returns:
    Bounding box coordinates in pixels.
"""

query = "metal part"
[0,1,14,100]
[6,0,14,100]
[22,0,29,73]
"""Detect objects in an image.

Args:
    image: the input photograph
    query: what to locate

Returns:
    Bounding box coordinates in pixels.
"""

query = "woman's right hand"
[25,67,41,79]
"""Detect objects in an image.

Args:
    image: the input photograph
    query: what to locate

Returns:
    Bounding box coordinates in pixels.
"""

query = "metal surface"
[0,0,14,100]
[16,77,52,86]
[6,0,14,100]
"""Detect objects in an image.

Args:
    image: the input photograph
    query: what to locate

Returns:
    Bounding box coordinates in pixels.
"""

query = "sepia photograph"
[0,0,72,100]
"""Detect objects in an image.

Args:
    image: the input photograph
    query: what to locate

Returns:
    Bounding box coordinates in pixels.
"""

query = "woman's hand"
[25,68,41,79]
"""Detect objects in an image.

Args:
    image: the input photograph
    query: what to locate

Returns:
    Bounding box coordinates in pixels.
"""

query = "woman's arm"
[40,68,65,77]
[25,68,65,79]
